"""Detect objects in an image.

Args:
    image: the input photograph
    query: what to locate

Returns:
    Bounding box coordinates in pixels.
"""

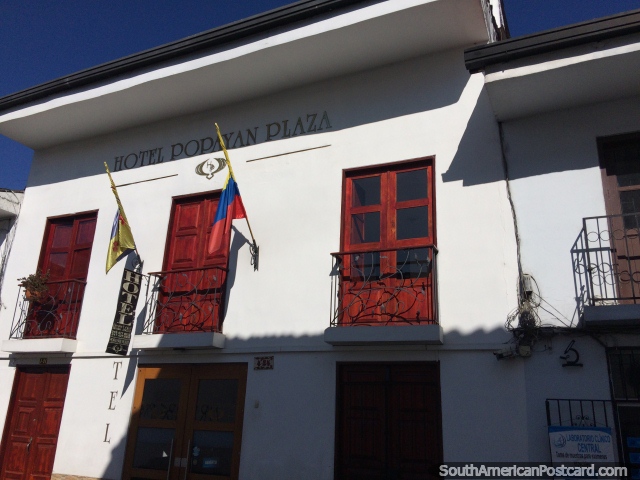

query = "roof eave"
[0,0,369,114]
[464,8,640,72]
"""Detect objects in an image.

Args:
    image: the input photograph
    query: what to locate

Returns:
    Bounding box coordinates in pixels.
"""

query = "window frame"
[598,131,640,221]
[152,191,228,334]
[340,157,436,254]
[161,191,226,273]
[37,210,98,281]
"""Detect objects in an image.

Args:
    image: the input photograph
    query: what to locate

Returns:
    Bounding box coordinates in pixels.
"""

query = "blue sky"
[0,0,638,191]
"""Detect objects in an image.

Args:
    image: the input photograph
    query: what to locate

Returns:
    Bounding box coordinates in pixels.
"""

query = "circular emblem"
[554,434,567,448]
[195,157,226,179]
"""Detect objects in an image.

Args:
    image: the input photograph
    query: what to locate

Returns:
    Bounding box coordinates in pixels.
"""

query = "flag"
[104,162,137,273]
[208,171,247,255]
[106,209,136,273]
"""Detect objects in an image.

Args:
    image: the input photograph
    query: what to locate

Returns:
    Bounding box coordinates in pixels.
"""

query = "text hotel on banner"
[106,269,142,355]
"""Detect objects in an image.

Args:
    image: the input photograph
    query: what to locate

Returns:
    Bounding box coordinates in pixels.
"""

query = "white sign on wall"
[548,426,615,464]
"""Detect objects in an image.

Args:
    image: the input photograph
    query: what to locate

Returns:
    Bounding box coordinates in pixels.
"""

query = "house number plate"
[254,356,274,370]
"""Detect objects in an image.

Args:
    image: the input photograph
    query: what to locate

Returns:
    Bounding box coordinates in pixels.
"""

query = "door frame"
[334,361,443,480]
[598,132,640,301]
[122,363,247,480]
[0,364,71,480]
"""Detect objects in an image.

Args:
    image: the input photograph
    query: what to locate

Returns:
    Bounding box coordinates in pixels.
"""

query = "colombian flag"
[208,171,247,255]
[106,209,136,273]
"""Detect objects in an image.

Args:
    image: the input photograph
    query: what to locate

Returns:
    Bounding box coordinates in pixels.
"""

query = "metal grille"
[608,349,640,401]
[142,266,227,334]
[571,214,640,313]
[546,399,615,428]
[330,245,438,327]
[9,279,87,339]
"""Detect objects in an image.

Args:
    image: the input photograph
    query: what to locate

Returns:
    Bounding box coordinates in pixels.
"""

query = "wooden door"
[336,363,442,480]
[599,133,640,302]
[158,194,226,332]
[0,366,70,480]
[123,364,247,480]
[26,213,97,338]
[340,161,435,325]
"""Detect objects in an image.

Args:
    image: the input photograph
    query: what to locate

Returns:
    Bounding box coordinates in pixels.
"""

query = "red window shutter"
[40,213,97,282]
[25,212,97,339]
[156,192,226,333]
[165,193,225,272]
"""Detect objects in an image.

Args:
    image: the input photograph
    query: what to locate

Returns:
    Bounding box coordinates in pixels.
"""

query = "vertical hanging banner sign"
[106,269,142,355]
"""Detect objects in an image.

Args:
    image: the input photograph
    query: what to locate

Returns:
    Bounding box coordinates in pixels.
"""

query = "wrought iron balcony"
[142,266,228,334]
[572,214,640,310]
[9,279,87,339]
[330,245,438,326]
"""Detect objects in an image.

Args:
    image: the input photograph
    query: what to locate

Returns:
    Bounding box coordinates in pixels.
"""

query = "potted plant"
[18,270,50,302]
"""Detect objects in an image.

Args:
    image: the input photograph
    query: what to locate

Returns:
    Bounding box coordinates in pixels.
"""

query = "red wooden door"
[599,133,640,302]
[0,366,70,480]
[336,363,442,480]
[341,162,435,325]
[157,193,226,332]
[26,213,97,338]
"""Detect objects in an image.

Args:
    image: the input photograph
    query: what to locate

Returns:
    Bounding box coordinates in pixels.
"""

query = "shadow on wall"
[441,89,504,187]
[29,50,470,188]
[88,323,608,479]
[441,95,621,187]
[128,225,249,344]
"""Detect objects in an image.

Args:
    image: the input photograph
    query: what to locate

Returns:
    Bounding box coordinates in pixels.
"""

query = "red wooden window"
[337,159,436,325]
[343,160,434,250]
[154,192,227,333]
[165,193,226,272]
[25,212,97,338]
[40,213,97,282]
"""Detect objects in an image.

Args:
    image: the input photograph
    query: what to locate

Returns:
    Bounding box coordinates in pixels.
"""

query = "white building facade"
[0,189,23,317]
[0,1,638,479]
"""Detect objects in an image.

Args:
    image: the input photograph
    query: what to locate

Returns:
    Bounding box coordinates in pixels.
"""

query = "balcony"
[571,214,640,327]
[132,266,227,349]
[1,279,86,353]
[324,245,443,345]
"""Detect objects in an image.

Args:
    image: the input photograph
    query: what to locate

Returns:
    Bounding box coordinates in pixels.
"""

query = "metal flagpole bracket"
[250,241,259,271]
[132,253,143,272]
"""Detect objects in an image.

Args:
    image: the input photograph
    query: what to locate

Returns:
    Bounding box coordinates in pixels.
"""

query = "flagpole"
[215,123,257,245]
[104,162,140,262]
[215,124,259,270]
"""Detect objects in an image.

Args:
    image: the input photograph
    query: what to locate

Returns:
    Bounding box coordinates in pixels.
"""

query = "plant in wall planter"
[18,270,50,302]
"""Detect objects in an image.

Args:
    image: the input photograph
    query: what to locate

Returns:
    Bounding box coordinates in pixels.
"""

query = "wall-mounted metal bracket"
[250,242,259,271]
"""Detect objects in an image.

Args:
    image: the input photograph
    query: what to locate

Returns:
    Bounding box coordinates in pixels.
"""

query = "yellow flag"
[105,163,137,273]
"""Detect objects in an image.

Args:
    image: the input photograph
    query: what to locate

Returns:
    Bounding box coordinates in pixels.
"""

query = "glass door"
[123,364,247,480]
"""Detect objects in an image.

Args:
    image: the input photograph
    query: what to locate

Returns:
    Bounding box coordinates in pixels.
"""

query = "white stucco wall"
[7,32,637,478]
[0,49,518,347]
[0,46,525,478]
[503,95,640,325]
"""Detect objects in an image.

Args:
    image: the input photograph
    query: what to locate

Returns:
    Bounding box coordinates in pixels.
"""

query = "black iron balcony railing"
[330,245,438,326]
[142,266,228,334]
[9,279,87,339]
[546,398,614,428]
[571,214,640,310]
